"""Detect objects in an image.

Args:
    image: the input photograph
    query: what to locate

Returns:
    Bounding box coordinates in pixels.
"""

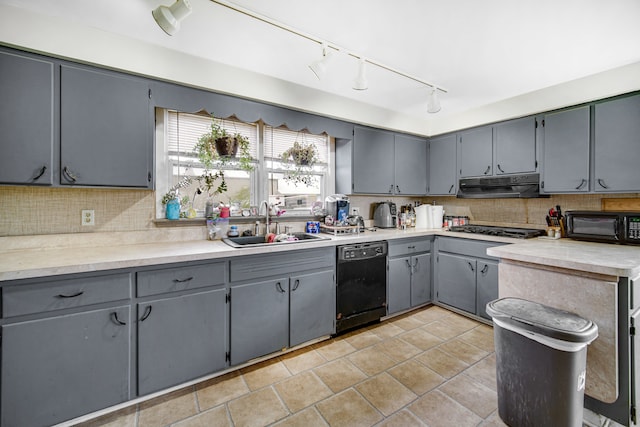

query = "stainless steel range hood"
[457,173,542,199]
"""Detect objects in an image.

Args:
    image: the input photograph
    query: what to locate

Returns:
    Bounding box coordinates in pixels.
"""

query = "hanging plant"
[194,114,254,172]
[280,139,319,186]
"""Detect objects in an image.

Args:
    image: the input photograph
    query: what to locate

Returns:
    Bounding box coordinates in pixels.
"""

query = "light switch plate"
[82,209,95,226]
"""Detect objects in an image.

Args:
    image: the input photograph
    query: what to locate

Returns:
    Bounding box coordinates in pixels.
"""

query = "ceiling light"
[352,58,368,91]
[309,44,334,80]
[152,0,193,36]
[427,87,441,114]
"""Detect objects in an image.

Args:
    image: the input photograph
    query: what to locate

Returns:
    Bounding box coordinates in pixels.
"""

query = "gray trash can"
[486,297,598,427]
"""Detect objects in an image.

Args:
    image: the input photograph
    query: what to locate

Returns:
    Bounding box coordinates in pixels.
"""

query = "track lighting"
[427,87,441,114]
[352,58,368,91]
[152,0,193,36]
[309,44,334,80]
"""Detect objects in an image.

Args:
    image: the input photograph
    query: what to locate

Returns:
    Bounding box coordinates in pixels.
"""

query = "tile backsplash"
[1,186,639,237]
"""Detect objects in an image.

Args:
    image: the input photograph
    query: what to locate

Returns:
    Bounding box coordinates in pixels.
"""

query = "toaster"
[373,202,397,228]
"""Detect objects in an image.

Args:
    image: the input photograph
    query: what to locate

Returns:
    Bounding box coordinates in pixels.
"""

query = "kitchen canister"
[431,205,444,228]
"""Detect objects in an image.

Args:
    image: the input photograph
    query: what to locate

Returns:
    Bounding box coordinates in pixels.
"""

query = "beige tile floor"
[77,305,509,427]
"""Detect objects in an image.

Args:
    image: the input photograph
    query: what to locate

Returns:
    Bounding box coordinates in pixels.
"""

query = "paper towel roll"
[431,206,444,229]
[415,205,431,228]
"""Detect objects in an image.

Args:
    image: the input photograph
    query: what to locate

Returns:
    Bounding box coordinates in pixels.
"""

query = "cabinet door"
[1,306,130,427]
[428,134,457,195]
[290,270,335,347]
[0,50,54,185]
[476,260,498,320]
[411,253,432,307]
[458,126,493,178]
[394,134,428,195]
[541,107,590,193]
[352,126,394,194]
[137,289,227,395]
[437,253,476,313]
[230,278,289,365]
[594,94,640,192]
[60,65,151,187]
[494,116,537,175]
[388,257,411,314]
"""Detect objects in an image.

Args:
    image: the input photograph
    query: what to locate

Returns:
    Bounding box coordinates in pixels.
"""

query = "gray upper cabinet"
[458,117,537,178]
[594,94,640,192]
[541,106,590,193]
[494,116,537,175]
[352,126,395,194]
[336,126,428,195]
[0,50,55,185]
[394,134,428,195]
[60,65,152,188]
[137,289,227,395]
[428,134,457,195]
[458,126,493,178]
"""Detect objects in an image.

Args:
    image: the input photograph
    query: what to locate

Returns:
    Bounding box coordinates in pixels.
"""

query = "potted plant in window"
[193,115,254,200]
[161,176,192,220]
[280,139,319,185]
[195,115,253,171]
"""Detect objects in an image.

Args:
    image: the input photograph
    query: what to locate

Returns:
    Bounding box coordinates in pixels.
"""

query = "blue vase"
[166,199,180,220]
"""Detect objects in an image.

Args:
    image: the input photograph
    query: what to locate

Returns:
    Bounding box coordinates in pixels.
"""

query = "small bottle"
[227,225,239,237]
[254,221,260,236]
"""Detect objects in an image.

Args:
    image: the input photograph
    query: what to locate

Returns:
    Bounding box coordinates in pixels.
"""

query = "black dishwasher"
[336,241,388,334]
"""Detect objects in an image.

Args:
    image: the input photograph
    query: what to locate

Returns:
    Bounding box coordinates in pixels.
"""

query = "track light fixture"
[352,58,368,91]
[208,0,447,112]
[427,86,441,114]
[309,44,334,80]
[152,0,193,36]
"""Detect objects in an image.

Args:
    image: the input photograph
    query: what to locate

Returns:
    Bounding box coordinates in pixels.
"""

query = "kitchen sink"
[222,232,330,248]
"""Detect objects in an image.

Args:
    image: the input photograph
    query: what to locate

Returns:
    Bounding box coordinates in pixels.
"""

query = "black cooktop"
[449,225,546,239]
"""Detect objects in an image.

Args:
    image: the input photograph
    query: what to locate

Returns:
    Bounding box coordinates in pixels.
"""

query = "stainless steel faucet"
[260,200,270,235]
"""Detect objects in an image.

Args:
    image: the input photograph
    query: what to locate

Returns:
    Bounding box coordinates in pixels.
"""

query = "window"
[156,109,332,218]
[264,126,330,215]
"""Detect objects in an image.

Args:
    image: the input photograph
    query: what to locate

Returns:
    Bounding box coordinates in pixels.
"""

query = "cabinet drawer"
[137,262,226,297]
[230,248,334,282]
[388,238,432,257]
[437,237,504,260]
[2,273,132,317]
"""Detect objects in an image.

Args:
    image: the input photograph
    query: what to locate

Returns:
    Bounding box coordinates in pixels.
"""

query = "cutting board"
[601,198,640,212]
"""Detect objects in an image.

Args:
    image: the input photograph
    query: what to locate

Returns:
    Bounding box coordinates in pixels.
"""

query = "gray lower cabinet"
[388,238,432,315]
[435,237,504,320]
[428,134,457,195]
[137,289,227,395]
[230,269,335,365]
[0,48,55,186]
[541,106,590,193]
[60,64,152,188]
[1,306,131,427]
[229,248,335,365]
[594,94,640,192]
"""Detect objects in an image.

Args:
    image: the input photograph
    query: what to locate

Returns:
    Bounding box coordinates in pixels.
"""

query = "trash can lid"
[486,297,598,343]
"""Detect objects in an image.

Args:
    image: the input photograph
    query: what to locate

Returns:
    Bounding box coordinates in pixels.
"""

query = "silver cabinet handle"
[480,264,489,275]
[467,261,475,272]
[56,291,83,299]
[111,312,126,326]
[575,179,587,190]
[33,165,47,181]
[62,166,77,183]
[292,279,300,292]
[448,184,454,194]
[483,166,491,175]
[276,282,286,293]
[597,178,609,189]
[140,305,152,322]
[173,276,193,283]
[497,164,505,173]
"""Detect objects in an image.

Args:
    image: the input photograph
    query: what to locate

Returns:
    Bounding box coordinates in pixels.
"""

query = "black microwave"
[565,211,640,245]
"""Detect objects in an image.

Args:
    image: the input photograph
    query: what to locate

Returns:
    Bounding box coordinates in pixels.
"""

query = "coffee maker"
[325,194,350,223]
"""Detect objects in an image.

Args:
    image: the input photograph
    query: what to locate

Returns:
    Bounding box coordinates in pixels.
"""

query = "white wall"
[1,3,639,137]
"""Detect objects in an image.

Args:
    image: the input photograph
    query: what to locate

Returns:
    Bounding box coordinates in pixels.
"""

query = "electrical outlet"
[82,210,95,226]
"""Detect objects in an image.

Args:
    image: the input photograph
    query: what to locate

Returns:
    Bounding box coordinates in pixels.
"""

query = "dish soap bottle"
[227,225,239,237]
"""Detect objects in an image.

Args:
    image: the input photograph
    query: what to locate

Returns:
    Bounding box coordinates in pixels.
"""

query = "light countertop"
[487,238,640,278]
[0,228,525,282]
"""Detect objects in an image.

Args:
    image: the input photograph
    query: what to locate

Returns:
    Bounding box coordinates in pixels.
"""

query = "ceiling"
[3,0,640,123]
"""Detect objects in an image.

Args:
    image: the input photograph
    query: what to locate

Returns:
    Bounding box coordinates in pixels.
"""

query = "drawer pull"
[173,276,194,283]
[292,279,300,292]
[140,305,153,322]
[111,312,127,326]
[56,291,84,299]
[276,282,286,293]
